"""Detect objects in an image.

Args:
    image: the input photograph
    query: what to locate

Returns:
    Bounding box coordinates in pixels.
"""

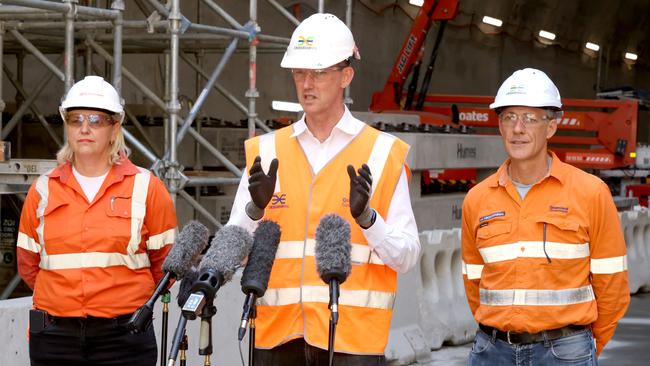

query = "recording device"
[315,214,352,325]
[238,220,282,340]
[181,225,253,320]
[127,221,209,333]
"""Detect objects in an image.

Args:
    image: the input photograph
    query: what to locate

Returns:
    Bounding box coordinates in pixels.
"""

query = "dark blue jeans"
[468,328,598,366]
[254,338,386,366]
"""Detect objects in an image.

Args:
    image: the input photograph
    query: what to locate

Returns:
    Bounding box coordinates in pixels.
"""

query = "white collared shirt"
[227,106,420,273]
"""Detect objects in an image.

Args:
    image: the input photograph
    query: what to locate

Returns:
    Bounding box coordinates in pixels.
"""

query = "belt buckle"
[506,330,513,344]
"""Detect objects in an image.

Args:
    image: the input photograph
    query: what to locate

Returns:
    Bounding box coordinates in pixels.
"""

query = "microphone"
[181,225,253,320]
[167,268,199,366]
[238,220,281,340]
[315,214,352,325]
[128,221,209,333]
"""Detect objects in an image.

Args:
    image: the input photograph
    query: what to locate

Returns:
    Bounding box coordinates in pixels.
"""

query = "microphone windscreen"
[199,225,253,283]
[162,220,209,278]
[241,220,281,296]
[315,214,352,284]
[177,267,199,307]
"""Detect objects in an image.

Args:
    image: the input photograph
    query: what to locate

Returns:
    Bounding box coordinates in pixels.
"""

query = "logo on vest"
[269,193,288,209]
[342,197,350,208]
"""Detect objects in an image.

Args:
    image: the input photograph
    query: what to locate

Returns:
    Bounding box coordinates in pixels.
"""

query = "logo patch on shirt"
[549,206,569,213]
[269,193,288,209]
[479,211,505,222]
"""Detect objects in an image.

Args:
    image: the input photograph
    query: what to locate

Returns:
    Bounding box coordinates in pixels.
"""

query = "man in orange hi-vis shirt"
[461,68,629,365]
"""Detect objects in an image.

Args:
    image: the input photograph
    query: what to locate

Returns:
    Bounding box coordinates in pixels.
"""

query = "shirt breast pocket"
[105,196,144,254]
[476,221,512,247]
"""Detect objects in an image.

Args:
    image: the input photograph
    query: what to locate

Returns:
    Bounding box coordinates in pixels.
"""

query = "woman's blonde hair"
[56,112,131,165]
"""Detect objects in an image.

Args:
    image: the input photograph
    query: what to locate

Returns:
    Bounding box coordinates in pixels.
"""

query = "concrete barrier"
[620,209,650,294]
[386,229,476,365]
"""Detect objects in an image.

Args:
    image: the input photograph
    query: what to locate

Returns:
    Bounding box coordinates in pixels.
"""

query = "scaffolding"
[0,0,354,299]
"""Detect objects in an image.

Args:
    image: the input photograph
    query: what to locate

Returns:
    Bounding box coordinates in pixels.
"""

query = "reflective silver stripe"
[461,260,484,280]
[479,285,595,306]
[259,132,280,193]
[258,285,395,310]
[39,252,151,270]
[17,232,41,253]
[146,227,177,250]
[128,169,150,255]
[591,255,628,274]
[479,241,589,263]
[274,239,385,265]
[366,132,396,199]
[35,173,52,256]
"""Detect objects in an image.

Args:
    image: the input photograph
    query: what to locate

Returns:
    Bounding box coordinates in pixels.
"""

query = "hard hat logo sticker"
[296,36,315,49]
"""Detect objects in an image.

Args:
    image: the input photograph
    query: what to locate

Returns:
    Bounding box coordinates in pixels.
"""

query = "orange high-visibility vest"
[244,124,409,354]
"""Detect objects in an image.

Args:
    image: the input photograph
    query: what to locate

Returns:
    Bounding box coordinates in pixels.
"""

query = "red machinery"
[369,0,638,171]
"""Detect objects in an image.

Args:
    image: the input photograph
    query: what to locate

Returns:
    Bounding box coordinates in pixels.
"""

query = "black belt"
[479,324,588,345]
[48,313,134,329]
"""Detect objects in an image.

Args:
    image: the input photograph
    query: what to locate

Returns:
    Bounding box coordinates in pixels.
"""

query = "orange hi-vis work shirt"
[461,152,630,354]
[244,125,409,355]
[17,158,177,318]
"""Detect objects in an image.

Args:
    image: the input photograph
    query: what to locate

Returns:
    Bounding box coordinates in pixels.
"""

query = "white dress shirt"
[227,106,420,273]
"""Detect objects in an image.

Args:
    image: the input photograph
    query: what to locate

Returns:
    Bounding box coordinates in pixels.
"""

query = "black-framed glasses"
[66,113,116,128]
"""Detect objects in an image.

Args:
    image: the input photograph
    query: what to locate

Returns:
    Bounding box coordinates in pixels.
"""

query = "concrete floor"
[421,293,650,366]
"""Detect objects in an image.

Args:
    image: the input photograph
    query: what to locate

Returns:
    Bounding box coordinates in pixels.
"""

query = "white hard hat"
[60,75,123,114]
[489,68,562,110]
[280,13,360,69]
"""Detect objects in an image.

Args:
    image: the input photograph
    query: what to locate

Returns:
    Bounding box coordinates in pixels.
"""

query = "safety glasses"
[66,112,116,129]
[291,67,345,82]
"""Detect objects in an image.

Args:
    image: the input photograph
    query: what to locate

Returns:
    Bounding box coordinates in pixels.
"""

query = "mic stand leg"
[199,303,216,366]
[179,335,188,366]
[248,304,256,366]
[160,291,170,366]
[328,279,339,366]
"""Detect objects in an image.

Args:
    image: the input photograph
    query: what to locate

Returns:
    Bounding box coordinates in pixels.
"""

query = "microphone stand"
[199,300,217,366]
[179,335,188,366]
[328,278,340,366]
[167,316,188,366]
[248,303,257,366]
[160,291,170,366]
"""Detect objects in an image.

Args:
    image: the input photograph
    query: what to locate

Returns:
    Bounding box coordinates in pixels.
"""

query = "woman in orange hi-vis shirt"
[16,76,177,366]
[462,68,629,366]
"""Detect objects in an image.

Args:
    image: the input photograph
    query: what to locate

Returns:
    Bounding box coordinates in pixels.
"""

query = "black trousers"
[29,313,157,366]
[254,338,386,366]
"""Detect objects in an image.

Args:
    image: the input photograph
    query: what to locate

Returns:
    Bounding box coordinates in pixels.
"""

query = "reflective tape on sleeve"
[17,232,41,253]
[591,255,628,274]
[461,260,484,280]
[146,227,176,250]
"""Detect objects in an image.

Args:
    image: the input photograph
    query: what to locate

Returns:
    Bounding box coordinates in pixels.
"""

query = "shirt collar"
[49,155,140,183]
[290,105,364,138]
[489,151,566,188]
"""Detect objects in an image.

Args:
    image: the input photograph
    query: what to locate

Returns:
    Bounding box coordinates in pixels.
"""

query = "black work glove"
[347,164,376,228]
[245,156,279,220]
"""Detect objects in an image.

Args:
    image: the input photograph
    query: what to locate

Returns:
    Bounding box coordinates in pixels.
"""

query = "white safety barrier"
[386,229,476,365]
[619,209,650,294]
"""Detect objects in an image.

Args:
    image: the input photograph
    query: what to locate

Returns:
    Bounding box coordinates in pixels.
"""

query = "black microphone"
[238,220,281,340]
[315,214,352,325]
[167,268,199,366]
[181,225,253,320]
[128,221,209,333]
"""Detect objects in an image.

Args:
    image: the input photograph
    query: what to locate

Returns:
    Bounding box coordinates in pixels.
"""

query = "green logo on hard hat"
[296,36,314,48]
